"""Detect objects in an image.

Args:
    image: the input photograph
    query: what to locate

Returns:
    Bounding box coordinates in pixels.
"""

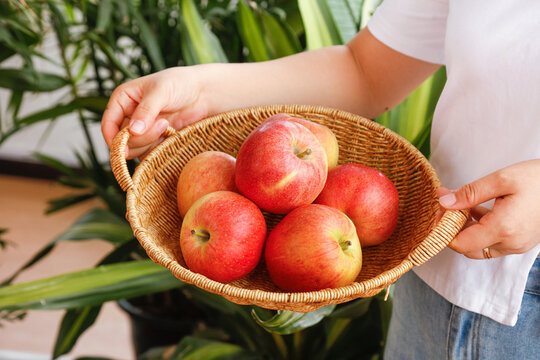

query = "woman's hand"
[438,159,540,259]
[101,67,209,159]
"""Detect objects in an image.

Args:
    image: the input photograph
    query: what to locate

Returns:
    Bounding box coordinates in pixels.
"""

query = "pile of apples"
[177,113,399,292]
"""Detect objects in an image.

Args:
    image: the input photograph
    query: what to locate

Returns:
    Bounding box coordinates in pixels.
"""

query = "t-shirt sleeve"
[367,0,449,65]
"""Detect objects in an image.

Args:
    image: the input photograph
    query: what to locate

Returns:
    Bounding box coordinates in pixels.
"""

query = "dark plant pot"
[118,297,204,356]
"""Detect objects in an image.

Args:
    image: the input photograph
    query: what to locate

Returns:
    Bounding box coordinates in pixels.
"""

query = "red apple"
[264,113,339,169]
[265,204,362,292]
[235,119,328,214]
[315,164,399,247]
[177,151,236,218]
[179,191,267,283]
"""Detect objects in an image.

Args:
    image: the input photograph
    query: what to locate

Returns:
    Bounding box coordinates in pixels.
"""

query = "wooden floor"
[0,174,133,359]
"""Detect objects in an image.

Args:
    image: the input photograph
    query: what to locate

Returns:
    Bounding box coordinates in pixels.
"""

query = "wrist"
[192,63,227,117]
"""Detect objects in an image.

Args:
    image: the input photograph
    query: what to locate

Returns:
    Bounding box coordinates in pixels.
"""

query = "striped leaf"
[252,305,336,335]
[237,1,269,62]
[0,260,183,311]
[325,0,359,43]
[298,0,342,49]
[0,68,68,92]
[180,0,228,65]
[53,305,102,358]
[261,9,301,58]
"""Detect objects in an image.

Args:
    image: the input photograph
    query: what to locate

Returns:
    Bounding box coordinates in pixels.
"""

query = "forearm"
[197,28,439,120]
[101,29,439,157]
[198,45,377,118]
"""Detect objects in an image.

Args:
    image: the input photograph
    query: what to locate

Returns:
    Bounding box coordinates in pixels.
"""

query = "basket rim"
[121,104,466,308]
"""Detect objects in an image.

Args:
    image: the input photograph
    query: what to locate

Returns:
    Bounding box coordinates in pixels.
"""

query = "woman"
[101,0,540,358]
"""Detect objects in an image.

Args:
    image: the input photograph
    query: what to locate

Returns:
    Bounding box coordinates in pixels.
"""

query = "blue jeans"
[384,257,540,360]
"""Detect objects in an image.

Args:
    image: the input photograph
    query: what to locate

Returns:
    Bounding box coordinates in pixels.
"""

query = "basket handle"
[407,209,470,266]
[110,126,176,192]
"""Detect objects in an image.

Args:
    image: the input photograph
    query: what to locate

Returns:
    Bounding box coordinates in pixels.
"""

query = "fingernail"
[440,193,457,207]
[130,120,145,135]
[157,119,169,133]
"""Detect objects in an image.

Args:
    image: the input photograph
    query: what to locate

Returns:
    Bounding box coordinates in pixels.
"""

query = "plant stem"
[191,229,210,241]
[339,239,352,251]
[295,147,312,159]
[90,42,105,96]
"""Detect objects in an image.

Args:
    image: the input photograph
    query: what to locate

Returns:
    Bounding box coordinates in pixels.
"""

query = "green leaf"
[410,116,433,158]
[94,185,127,220]
[33,152,77,177]
[56,207,129,238]
[169,336,259,360]
[15,102,78,126]
[1,209,131,286]
[54,222,133,244]
[46,192,96,214]
[0,43,15,63]
[50,240,139,358]
[98,239,139,265]
[180,0,228,65]
[179,288,280,357]
[7,90,24,119]
[96,0,113,32]
[325,0,359,43]
[53,305,102,358]
[72,96,108,114]
[57,175,94,189]
[346,0,364,26]
[329,297,373,318]
[298,0,342,49]
[74,56,90,83]
[0,260,183,311]
[88,32,137,79]
[181,286,250,317]
[48,3,70,47]
[0,24,47,64]
[252,305,336,335]
[236,1,269,62]
[127,3,165,71]
[261,9,301,59]
[0,68,69,92]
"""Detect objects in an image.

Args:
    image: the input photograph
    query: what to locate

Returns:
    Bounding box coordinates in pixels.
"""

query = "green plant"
[0,1,444,359]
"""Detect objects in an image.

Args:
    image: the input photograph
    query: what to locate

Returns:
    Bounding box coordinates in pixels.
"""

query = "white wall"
[0,33,109,168]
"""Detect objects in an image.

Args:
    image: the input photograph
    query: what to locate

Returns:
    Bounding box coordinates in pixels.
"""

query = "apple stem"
[191,229,210,242]
[339,240,352,251]
[296,148,312,159]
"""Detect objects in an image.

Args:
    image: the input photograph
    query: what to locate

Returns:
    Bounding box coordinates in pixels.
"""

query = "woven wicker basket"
[110,104,467,312]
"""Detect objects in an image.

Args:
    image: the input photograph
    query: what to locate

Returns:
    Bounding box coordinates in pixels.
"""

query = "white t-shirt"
[368,0,540,326]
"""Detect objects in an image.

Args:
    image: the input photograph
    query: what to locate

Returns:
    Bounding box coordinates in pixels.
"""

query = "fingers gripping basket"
[111,104,467,312]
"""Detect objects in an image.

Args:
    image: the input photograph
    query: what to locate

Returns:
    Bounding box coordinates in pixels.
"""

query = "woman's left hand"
[438,159,540,259]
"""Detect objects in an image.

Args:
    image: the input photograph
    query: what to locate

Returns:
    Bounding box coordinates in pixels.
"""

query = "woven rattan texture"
[111,104,467,312]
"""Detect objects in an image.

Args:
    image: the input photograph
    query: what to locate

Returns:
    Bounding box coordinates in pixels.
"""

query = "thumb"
[128,91,167,136]
[438,171,513,210]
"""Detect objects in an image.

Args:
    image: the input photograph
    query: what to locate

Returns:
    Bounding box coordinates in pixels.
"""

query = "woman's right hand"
[101,66,210,159]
